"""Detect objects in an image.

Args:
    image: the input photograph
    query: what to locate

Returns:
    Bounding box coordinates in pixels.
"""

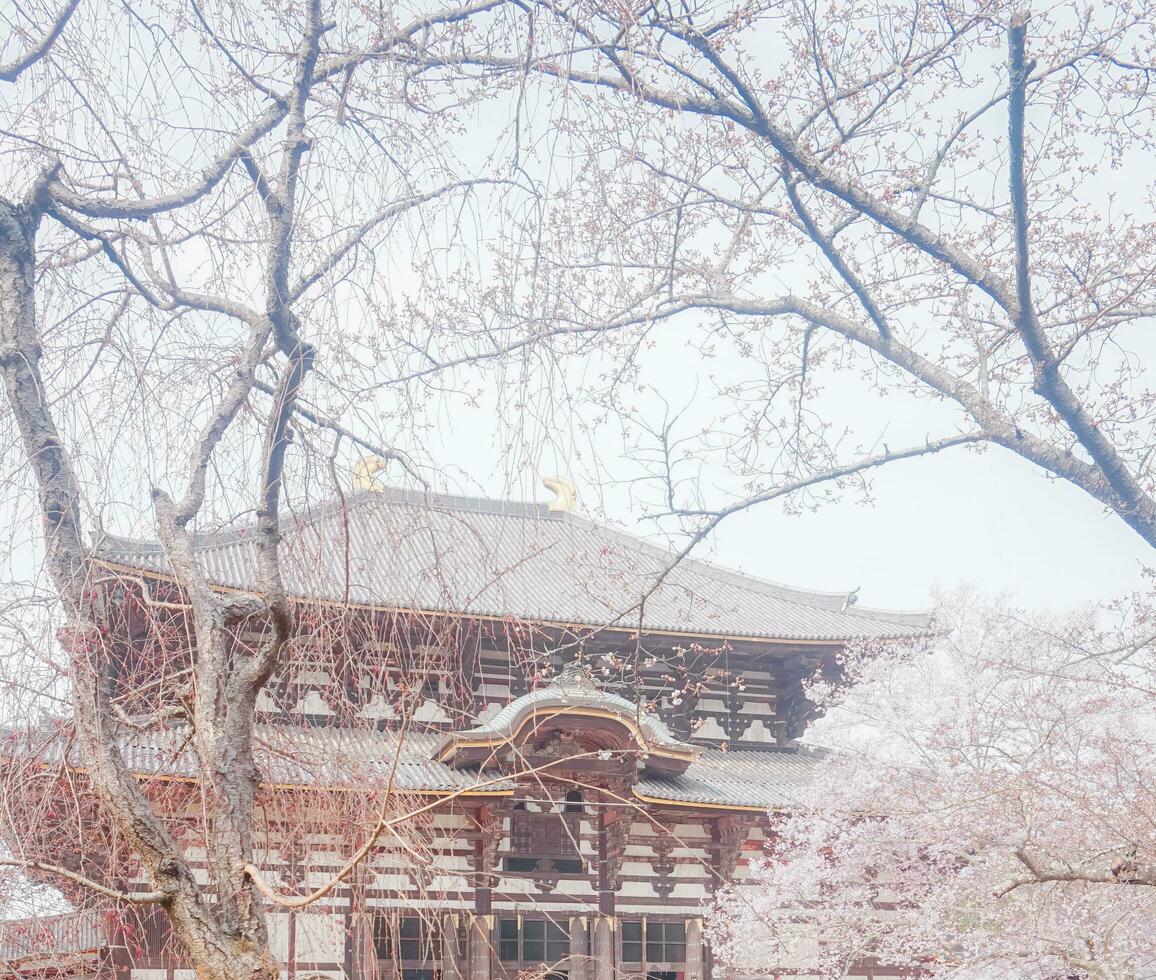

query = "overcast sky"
[2,0,1148,625]
[697,446,1147,613]
[419,304,1149,617]
[425,394,1147,617]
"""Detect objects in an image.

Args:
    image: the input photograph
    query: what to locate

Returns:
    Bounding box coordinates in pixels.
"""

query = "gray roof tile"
[636,746,832,809]
[97,487,931,642]
[0,912,105,960]
[8,724,826,811]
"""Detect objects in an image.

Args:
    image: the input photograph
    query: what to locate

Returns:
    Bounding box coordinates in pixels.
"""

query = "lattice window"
[373,914,440,965]
[504,808,583,875]
[620,920,686,965]
[497,917,569,964]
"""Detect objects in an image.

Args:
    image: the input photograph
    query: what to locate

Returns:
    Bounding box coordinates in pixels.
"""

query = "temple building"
[0,483,930,979]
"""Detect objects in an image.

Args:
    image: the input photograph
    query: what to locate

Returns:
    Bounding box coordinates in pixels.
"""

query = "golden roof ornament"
[353,455,386,492]
[552,661,600,695]
[542,476,578,513]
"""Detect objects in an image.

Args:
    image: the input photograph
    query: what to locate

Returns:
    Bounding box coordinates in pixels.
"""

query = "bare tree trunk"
[0,191,278,980]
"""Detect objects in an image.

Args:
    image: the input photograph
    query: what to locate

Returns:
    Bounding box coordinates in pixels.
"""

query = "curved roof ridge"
[95,484,933,641]
[554,511,933,628]
[97,486,552,555]
[449,663,688,750]
[6,721,837,812]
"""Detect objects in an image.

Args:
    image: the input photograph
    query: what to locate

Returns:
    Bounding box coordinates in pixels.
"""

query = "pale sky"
[700,447,1147,612]
[1,0,1149,625]
[417,304,1149,617]
[432,428,1146,616]
[400,62,1154,618]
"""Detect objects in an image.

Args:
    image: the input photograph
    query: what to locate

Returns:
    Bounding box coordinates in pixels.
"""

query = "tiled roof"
[635,747,832,810]
[0,912,105,960]
[97,487,931,642]
[12,725,513,795]
[7,724,824,811]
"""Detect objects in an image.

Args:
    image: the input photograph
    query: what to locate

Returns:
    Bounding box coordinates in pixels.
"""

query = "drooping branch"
[250,377,427,487]
[40,0,508,226]
[606,432,983,635]
[669,293,1124,515]
[480,5,1156,547]
[289,179,512,303]
[0,189,208,946]
[0,1,533,976]
[241,752,605,909]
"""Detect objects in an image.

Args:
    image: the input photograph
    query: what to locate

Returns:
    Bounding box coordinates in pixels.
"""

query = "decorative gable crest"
[433,659,698,777]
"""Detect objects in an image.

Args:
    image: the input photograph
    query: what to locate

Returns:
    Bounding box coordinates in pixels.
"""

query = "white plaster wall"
[296,911,344,963]
[268,912,291,960]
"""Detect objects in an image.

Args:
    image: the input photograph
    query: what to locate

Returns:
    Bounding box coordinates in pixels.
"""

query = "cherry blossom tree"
[708,592,1156,980]
[0,1,527,975]
[429,0,1156,552]
[4,0,1156,976]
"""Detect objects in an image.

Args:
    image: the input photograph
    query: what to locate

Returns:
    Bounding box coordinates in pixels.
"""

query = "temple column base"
[591,916,615,980]
[442,913,465,980]
[569,915,590,980]
[686,917,704,980]
[467,914,492,980]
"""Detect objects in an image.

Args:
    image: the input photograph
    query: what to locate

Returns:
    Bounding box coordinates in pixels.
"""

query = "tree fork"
[1,193,279,980]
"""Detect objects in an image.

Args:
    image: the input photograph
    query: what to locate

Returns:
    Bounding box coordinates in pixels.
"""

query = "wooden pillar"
[568,915,589,980]
[351,910,380,980]
[685,917,705,980]
[473,804,502,915]
[468,802,502,980]
[594,800,626,980]
[346,870,362,980]
[364,919,383,980]
[598,811,628,916]
[466,914,492,980]
[110,907,156,980]
[597,813,611,915]
[772,662,790,748]
[442,912,464,980]
[109,939,132,980]
[591,916,615,980]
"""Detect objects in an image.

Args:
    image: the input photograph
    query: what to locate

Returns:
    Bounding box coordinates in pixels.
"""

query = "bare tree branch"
[0,859,167,904]
[0,0,78,83]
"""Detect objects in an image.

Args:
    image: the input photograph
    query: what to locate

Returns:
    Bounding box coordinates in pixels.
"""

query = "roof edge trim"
[93,559,926,645]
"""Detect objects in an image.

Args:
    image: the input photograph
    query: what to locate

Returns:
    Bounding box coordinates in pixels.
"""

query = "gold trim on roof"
[630,788,769,813]
[435,705,698,765]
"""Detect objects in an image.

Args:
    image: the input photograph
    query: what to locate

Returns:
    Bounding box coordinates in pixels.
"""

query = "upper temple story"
[89,484,933,753]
